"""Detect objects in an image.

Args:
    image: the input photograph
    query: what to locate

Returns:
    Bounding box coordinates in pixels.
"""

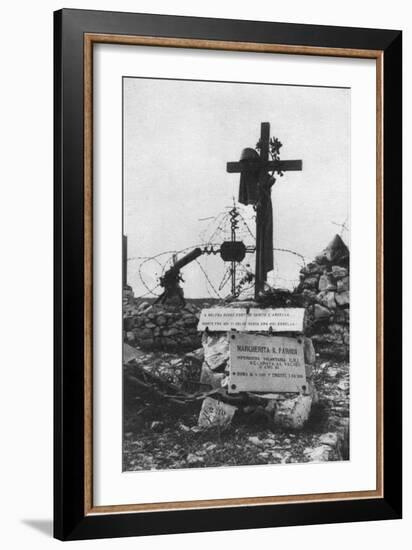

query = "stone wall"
[123,300,201,352]
[295,235,349,358]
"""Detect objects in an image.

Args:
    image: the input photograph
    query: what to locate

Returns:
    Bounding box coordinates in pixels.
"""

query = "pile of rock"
[198,324,318,431]
[295,235,349,358]
[124,301,201,352]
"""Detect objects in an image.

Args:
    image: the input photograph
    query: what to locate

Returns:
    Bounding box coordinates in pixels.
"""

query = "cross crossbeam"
[227,159,302,173]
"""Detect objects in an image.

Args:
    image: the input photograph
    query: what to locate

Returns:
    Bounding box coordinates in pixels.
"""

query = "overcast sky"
[124,77,350,298]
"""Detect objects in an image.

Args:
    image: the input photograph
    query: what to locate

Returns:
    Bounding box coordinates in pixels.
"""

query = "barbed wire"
[132,245,306,298]
[194,259,222,299]
[218,266,232,291]
[132,243,221,298]
[127,204,345,299]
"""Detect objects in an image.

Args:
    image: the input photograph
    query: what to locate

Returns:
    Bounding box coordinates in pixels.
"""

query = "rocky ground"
[123,351,349,471]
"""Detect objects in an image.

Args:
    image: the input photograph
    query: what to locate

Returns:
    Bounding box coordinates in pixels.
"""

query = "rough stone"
[156,316,167,326]
[184,318,198,327]
[162,337,176,348]
[303,337,316,364]
[315,234,349,266]
[318,274,336,292]
[186,453,204,465]
[182,336,198,347]
[138,328,153,339]
[150,421,164,432]
[332,309,346,323]
[202,333,229,371]
[123,285,135,305]
[301,276,319,290]
[178,423,190,432]
[317,290,337,310]
[319,432,339,447]
[248,436,265,447]
[123,317,134,331]
[305,363,313,378]
[311,343,347,359]
[331,266,348,279]
[342,328,350,345]
[308,380,319,404]
[138,337,153,347]
[337,276,350,292]
[326,291,337,309]
[163,328,179,337]
[312,333,342,345]
[184,348,204,364]
[304,445,332,462]
[273,394,313,429]
[335,291,350,306]
[126,331,135,344]
[198,397,237,429]
[183,312,197,320]
[200,363,225,390]
[300,262,323,276]
[300,289,318,305]
[329,324,345,335]
[313,304,331,320]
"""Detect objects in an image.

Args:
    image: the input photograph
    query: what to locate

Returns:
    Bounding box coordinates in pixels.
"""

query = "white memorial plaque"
[197,308,247,331]
[245,308,305,332]
[198,307,305,332]
[228,332,306,393]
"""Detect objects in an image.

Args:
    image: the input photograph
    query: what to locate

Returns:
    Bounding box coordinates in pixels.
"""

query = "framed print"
[54,9,402,541]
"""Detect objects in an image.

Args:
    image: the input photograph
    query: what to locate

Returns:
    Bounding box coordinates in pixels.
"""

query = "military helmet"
[240,147,260,161]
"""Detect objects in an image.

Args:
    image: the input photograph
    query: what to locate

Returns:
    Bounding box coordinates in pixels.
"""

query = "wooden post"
[123,235,127,287]
[255,122,270,299]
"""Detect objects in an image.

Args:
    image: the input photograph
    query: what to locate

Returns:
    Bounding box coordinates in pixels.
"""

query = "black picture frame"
[54,8,402,541]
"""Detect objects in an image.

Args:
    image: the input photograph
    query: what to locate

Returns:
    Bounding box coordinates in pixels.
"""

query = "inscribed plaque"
[198,307,304,333]
[228,332,306,393]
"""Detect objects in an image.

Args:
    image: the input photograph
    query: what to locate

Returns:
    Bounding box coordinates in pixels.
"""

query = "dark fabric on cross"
[256,171,274,279]
[239,169,274,281]
[238,170,259,205]
[238,148,261,205]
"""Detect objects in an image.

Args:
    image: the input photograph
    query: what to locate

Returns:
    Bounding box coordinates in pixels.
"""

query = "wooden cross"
[226,122,302,300]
